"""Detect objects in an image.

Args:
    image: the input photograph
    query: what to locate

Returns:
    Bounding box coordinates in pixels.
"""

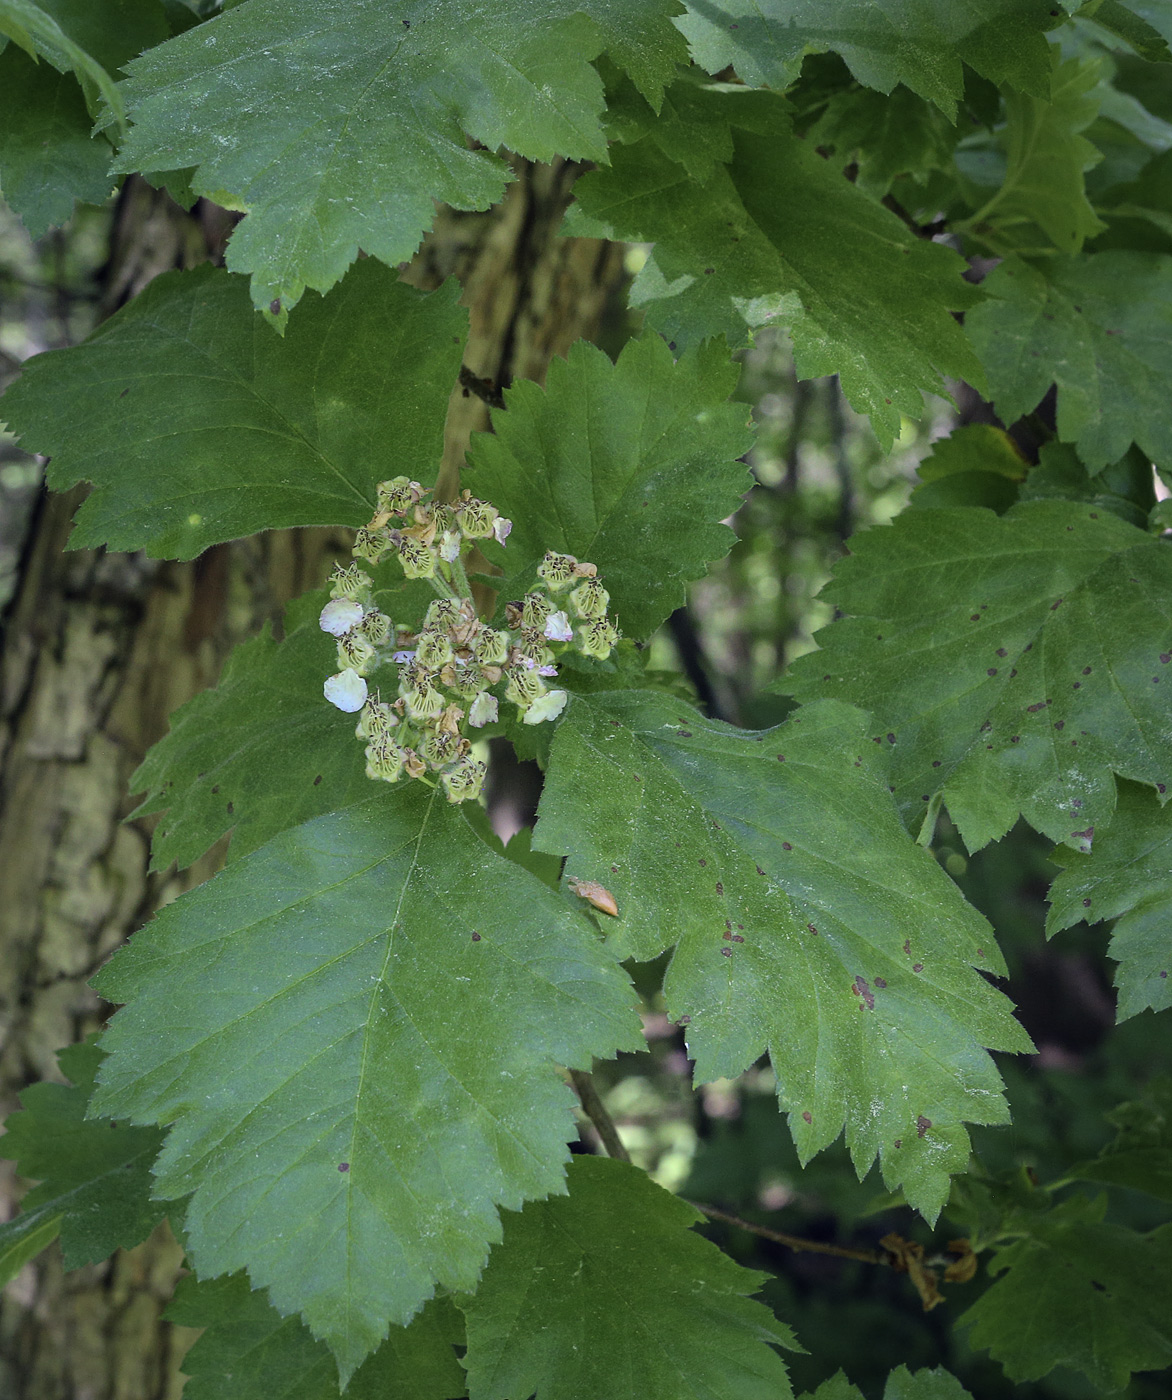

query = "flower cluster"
[321,478,619,803]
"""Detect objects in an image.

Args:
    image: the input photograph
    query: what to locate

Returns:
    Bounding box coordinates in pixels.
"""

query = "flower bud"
[376,476,425,517]
[424,598,461,631]
[365,736,406,783]
[544,609,573,642]
[324,669,368,713]
[455,496,499,538]
[329,563,371,601]
[416,629,454,670]
[442,662,483,699]
[468,691,499,728]
[505,667,545,710]
[577,617,619,660]
[353,526,390,564]
[359,609,391,645]
[523,688,568,725]
[538,551,577,591]
[569,578,609,620]
[441,757,487,804]
[357,700,398,740]
[397,537,437,579]
[475,628,509,666]
[521,592,552,629]
[338,632,376,673]
[404,679,444,721]
[319,598,364,637]
[422,729,466,769]
[513,627,552,666]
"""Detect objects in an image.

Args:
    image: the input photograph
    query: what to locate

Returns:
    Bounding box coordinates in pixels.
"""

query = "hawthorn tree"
[0,2,1170,1398]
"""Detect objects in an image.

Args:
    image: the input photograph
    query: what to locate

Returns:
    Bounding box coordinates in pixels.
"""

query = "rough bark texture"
[0,163,624,1397]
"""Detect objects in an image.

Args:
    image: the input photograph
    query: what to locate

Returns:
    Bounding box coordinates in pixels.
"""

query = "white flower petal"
[319,599,364,636]
[544,610,573,642]
[468,692,499,728]
[493,517,513,546]
[522,688,568,725]
[324,669,368,713]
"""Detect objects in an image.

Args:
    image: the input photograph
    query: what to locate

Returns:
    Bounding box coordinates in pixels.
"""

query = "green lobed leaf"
[674,0,1063,117]
[114,0,687,319]
[1088,1,1172,61]
[1019,441,1157,530]
[1048,780,1172,1018]
[908,425,1027,514]
[0,45,113,235]
[0,260,465,558]
[168,1274,467,1400]
[467,334,753,640]
[803,79,961,199]
[805,1367,974,1400]
[960,1193,1172,1390]
[532,693,1030,1220]
[969,50,1106,255]
[784,500,1172,851]
[1070,1075,1172,1201]
[567,91,983,447]
[89,786,643,1381]
[0,1039,164,1283]
[966,251,1172,471]
[131,589,369,871]
[459,1155,796,1400]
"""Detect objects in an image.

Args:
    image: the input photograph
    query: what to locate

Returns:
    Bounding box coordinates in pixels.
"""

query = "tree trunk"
[0,163,624,1397]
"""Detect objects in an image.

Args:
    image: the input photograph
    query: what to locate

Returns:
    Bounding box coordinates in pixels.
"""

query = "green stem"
[687,1201,891,1266]
[570,1069,630,1162]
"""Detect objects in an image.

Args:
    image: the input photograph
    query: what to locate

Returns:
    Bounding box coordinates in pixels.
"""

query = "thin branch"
[570,1068,631,1162]
[687,1201,891,1266]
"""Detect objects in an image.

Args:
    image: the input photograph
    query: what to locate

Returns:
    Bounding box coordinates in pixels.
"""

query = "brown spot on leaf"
[916,1116,931,1138]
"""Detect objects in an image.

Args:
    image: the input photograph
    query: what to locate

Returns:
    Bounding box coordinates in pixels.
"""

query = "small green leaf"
[1070,1076,1172,1202]
[90,787,642,1381]
[961,1194,1172,1390]
[36,0,171,73]
[808,1366,975,1400]
[966,51,1106,255]
[168,1274,466,1400]
[1088,0,1172,61]
[460,1155,797,1400]
[1048,780,1172,1019]
[534,692,1029,1219]
[0,46,114,235]
[568,93,983,447]
[0,1039,164,1282]
[674,0,1062,117]
[966,252,1172,471]
[114,0,687,315]
[468,334,753,640]
[784,500,1172,850]
[0,261,465,558]
[0,0,128,132]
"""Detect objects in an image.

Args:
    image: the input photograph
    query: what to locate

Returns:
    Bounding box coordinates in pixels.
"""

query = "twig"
[687,1201,891,1266]
[458,364,506,409]
[570,1069,631,1162]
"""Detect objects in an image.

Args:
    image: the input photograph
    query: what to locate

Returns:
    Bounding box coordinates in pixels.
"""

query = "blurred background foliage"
[1,148,1169,1400]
